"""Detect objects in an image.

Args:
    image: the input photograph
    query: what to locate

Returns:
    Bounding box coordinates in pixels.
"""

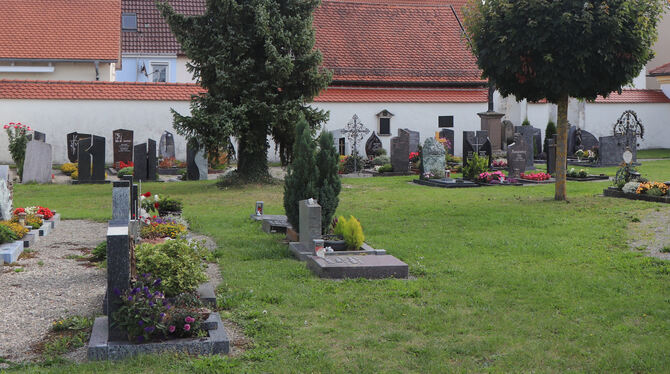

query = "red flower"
[154,202,159,209]
[13,208,25,215]
[142,191,152,197]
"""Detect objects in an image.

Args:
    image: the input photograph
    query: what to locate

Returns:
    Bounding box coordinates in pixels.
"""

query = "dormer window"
[122,13,137,31]
[376,109,394,136]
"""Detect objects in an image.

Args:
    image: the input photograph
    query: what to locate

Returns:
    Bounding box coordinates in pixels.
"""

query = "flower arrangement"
[158,157,177,168]
[140,217,187,239]
[635,182,669,196]
[60,163,77,175]
[409,152,420,163]
[12,213,43,229]
[492,158,507,168]
[14,206,54,220]
[4,122,32,180]
[567,168,588,178]
[0,221,28,239]
[118,161,134,169]
[478,171,506,183]
[520,172,551,181]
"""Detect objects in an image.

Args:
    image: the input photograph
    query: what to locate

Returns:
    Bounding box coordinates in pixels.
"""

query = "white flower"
[154,194,159,200]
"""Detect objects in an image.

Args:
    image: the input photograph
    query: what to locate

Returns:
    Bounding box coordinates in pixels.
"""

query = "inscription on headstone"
[507,134,527,179]
[67,132,90,163]
[421,137,446,178]
[463,131,492,168]
[112,129,134,167]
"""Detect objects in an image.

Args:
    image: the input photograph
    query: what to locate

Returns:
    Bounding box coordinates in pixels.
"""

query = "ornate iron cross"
[341,114,370,173]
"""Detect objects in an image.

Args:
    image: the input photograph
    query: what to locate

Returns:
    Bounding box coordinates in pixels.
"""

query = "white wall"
[309,102,487,157]
[0,99,191,164]
[176,56,196,83]
[0,61,115,81]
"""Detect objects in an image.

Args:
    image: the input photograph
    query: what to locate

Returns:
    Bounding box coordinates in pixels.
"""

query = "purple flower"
[144,326,155,333]
[183,324,191,332]
[160,313,165,319]
[127,295,133,301]
[185,316,195,323]
[137,335,144,343]
[168,325,176,333]
[143,273,150,278]
[149,301,154,307]
[131,287,140,295]
[153,278,162,286]
[113,288,121,296]
[138,320,144,326]
[162,300,168,306]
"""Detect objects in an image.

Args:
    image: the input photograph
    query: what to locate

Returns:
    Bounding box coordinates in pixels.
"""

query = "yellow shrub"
[60,163,77,175]
[140,222,187,239]
[11,214,43,229]
[336,215,364,250]
[0,221,29,239]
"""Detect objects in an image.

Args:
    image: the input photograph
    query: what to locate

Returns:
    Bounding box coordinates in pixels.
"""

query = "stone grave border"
[412,179,481,188]
[0,212,60,264]
[517,178,556,185]
[603,187,670,204]
[566,175,610,182]
[371,171,416,177]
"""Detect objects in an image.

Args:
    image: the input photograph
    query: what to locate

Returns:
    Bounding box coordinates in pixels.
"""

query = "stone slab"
[46,213,61,229]
[566,175,610,182]
[412,179,480,188]
[87,312,230,360]
[22,141,52,183]
[306,254,409,279]
[518,178,556,184]
[289,241,386,262]
[250,214,287,222]
[196,282,217,307]
[603,187,670,204]
[262,217,291,234]
[38,222,51,237]
[23,231,37,248]
[0,240,24,263]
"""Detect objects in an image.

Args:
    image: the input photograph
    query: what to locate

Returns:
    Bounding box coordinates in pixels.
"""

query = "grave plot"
[566,168,610,182]
[603,155,669,203]
[1,205,59,264]
[69,134,110,184]
[412,137,479,188]
[89,181,229,360]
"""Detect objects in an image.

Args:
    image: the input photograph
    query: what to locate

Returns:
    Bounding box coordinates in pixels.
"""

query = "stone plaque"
[422,137,446,178]
[507,134,527,179]
[513,126,535,169]
[463,130,492,168]
[306,254,409,279]
[390,129,410,173]
[112,129,134,167]
[365,132,383,158]
[158,131,175,159]
[404,129,420,153]
[133,143,148,182]
[22,141,52,183]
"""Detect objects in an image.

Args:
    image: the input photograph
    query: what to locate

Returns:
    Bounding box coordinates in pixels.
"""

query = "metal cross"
[471,133,485,154]
[341,114,370,173]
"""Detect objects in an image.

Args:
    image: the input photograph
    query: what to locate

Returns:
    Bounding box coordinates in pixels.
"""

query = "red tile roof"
[0,0,120,61]
[0,80,203,101]
[594,89,670,104]
[314,86,487,103]
[314,0,484,85]
[122,0,206,55]
[648,62,670,76]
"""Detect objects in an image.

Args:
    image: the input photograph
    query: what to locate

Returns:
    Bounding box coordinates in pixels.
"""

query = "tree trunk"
[554,95,569,201]
[236,125,270,181]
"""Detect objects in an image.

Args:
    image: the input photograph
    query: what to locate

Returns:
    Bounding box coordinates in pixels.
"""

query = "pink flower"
[8,122,14,125]
[168,325,176,333]
[185,316,195,323]
[13,126,18,129]
[2,125,7,129]
[26,127,31,131]
[183,324,191,331]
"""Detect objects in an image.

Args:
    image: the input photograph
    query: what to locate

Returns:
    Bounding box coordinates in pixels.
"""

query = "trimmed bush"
[377,164,393,173]
[117,167,134,178]
[283,117,318,231]
[0,224,17,244]
[316,130,341,234]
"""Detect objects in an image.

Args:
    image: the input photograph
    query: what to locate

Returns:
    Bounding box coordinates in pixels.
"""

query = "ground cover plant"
[7,160,670,372]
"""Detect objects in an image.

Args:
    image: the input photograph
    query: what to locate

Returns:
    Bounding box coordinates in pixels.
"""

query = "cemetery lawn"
[10,160,670,373]
[637,148,670,159]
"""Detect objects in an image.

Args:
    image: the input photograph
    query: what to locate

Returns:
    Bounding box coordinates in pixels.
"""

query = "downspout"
[94,60,100,81]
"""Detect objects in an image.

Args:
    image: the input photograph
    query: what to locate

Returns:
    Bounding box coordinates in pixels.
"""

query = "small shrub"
[60,163,77,175]
[660,246,670,253]
[333,216,364,250]
[135,238,208,297]
[372,156,390,166]
[51,316,93,332]
[521,118,531,126]
[462,153,489,180]
[377,164,393,173]
[0,221,28,239]
[117,167,134,178]
[91,241,106,261]
[157,196,183,216]
[340,154,365,174]
[544,120,557,153]
[0,224,17,244]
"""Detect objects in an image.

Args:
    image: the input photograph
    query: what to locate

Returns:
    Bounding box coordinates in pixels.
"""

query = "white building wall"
[0,61,115,81]
[0,99,191,164]
[309,102,487,157]
[176,56,196,83]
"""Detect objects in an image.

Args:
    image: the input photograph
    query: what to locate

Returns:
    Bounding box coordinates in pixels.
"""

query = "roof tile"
[314,86,487,103]
[594,89,670,104]
[649,62,670,76]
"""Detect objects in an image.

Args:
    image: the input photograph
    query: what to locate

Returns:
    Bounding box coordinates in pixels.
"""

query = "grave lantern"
[255,201,264,216]
[18,212,26,227]
[313,239,325,256]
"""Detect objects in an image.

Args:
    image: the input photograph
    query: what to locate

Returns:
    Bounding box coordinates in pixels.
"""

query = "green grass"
[637,148,670,159]
[6,160,670,373]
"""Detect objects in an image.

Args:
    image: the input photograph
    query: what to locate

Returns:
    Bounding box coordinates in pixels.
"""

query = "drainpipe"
[94,60,100,81]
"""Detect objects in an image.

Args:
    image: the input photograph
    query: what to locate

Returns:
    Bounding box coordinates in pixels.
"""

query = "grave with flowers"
[0,205,59,263]
[89,181,228,360]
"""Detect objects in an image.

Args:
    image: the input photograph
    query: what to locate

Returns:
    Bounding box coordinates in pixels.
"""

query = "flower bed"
[519,172,554,184]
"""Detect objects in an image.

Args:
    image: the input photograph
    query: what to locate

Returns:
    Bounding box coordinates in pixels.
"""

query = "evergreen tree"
[315,130,341,234]
[464,0,665,200]
[159,0,331,181]
[283,117,317,231]
[544,120,557,154]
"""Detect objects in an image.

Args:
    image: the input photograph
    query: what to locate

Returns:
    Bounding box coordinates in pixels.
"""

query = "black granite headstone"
[77,136,92,181]
[463,130,492,168]
[112,129,134,167]
[106,221,131,341]
[133,143,148,182]
[147,139,157,181]
[186,146,199,180]
[67,132,90,163]
[507,134,527,178]
[390,129,410,173]
[365,132,383,158]
[91,136,106,181]
[439,129,454,156]
[546,135,557,175]
[158,131,176,159]
[32,131,46,142]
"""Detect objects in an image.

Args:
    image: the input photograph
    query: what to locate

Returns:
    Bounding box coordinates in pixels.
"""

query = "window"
[151,63,168,82]
[376,109,394,136]
[122,13,137,31]
[438,115,454,128]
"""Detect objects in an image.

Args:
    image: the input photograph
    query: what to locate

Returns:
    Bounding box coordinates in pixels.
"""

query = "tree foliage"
[544,120,557,154]
[283,117,317,231]
[159,0,331,180]
[464,0,665,200]
[316,130,341,234]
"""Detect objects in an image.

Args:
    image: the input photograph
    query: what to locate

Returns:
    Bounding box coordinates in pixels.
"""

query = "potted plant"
[324,216,365,251]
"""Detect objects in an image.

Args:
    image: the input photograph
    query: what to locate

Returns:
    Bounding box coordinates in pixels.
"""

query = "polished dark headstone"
[365,132,383,158]
[67,132,89,163]
[133,143,148,182]
[106,222,131,341]
[147,139,157,181]
[112,129,134,166]
[463,130,492,168]
[158,131,176,159]
[77,136,93,181]
[507,134,527,179]
[91,136,106,181]
[546,135,557,175]
[390,129,410,173]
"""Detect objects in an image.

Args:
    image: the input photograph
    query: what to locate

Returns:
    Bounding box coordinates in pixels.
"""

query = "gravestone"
[390,129,410,173]
[438,129,454,156]
[513,126,535,169]
[91,136,106,181]
[77,135,106,182]
[158,131,176,159]
[507,134,527,178]
[546,135,557,175]
[463,131,492,168]
[404,129,420,153]
[532,128,542,157]
[478,111,504,152]
[0,165,9,182]
[133,143,147,181]
[0,179,12,220]
[422,137,446,178]
[187,146,208,180]
[568,125,599,154]
[112,181,131,223]
[30,131,46,142]
[106,222,131,341]
[112,129,133,167]
[121,176,138,220]
[299,199,321,252]
[67,132,89,163]
[365,132,383,158]
[501,120,515,150]
[22,140,52,183]
[147,139,157,181]
[598,134,636,166]
[306,254,409,279]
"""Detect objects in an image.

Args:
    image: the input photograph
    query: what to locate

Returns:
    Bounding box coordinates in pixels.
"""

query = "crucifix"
[341,114,370,173]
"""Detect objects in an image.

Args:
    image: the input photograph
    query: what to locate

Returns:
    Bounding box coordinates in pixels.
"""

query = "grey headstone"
[0,165,9,182]
[546,135,557,175]
[421,137,446,178]
[299,199,321,252]
[390,129,410,173]
[404,129,420,153]
[501,120,515,150]
[507,134,527,179]
[195,149,208,180]
[598,134,636,166]
[158,131,176,159]
[306,254,409,279]
[112,181,131,223]
[513,126,535,169]
[106,222,131,341]
[0,179,12,220]
[22,140,52,183]
[133,143,147,181]
[478,111,504,151]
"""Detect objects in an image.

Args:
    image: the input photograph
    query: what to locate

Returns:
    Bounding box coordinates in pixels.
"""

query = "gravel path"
[629,206,670,260]
[0,220,107,363]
